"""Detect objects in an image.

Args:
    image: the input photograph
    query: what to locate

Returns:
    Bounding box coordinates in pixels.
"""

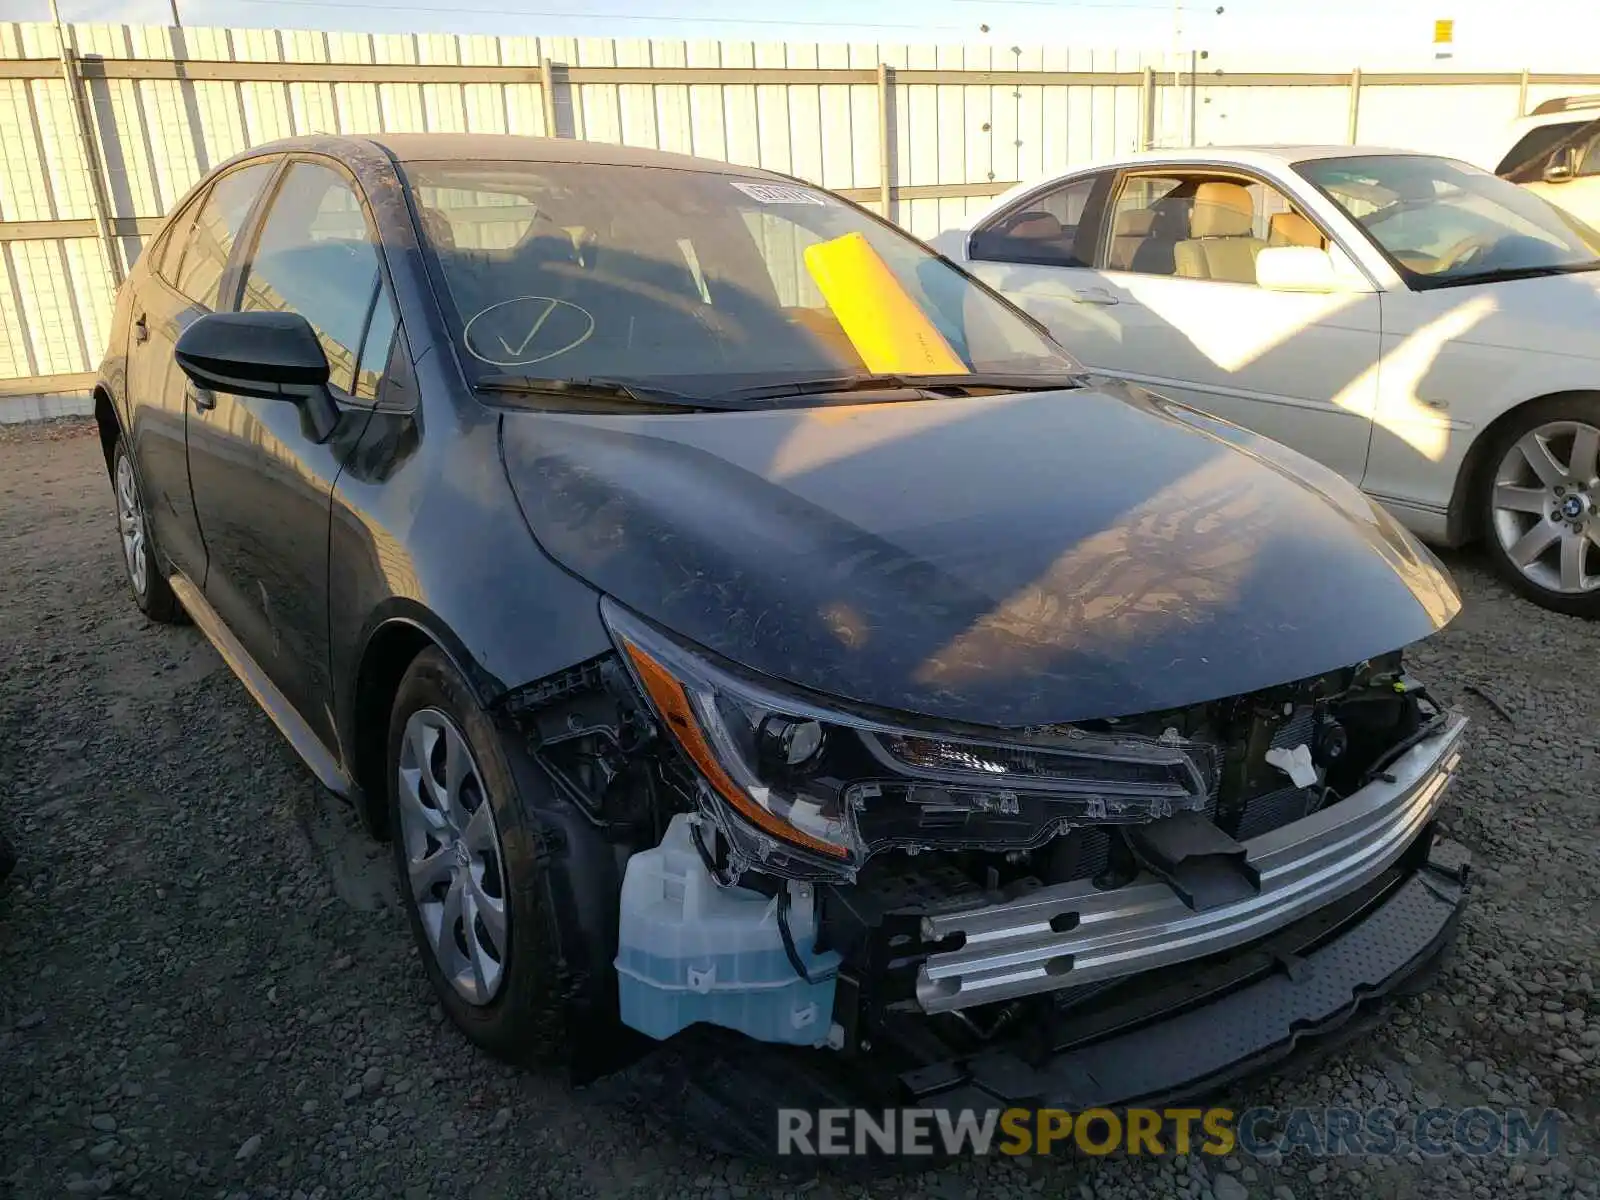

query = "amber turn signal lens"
[622,640,849,859]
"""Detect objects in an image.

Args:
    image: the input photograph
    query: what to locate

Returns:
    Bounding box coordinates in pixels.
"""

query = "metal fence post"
[1141,66,1155,149]
[1347,67,1362,144]
[49,6,123,286]
[539,58,561,137]
[877,63,894,221]
[1188,50,1197,145]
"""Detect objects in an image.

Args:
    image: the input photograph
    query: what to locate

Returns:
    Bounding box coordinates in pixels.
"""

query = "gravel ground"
[2,418,1598,1200]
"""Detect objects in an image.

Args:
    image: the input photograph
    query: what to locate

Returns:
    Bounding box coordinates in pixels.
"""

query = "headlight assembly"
[602,598,1215,882]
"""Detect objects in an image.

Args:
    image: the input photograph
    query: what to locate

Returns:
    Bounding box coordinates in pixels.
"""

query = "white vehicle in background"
[1478,96,1600,228]
[933,146,1600,616]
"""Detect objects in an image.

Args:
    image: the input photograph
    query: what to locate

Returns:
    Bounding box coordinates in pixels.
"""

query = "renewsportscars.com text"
[777,1105,1563,1158]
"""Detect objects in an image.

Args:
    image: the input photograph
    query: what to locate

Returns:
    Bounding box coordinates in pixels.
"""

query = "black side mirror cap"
[175,311,340,442]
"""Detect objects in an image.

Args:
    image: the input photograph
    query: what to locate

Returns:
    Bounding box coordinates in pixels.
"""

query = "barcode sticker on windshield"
[731,181,828,206]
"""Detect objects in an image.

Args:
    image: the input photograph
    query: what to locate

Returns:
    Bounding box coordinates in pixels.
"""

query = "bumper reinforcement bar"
[917,714,1467,1013]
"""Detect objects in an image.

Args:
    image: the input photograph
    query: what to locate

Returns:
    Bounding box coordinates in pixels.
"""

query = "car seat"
[1108,209,1155,271]
[1268,211,1326,249]
[1173,182,1267,283]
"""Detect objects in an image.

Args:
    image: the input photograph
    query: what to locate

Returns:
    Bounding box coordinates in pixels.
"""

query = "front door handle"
[186,382,215,412]
[1070,287,1119,306]
[133,313,149,343]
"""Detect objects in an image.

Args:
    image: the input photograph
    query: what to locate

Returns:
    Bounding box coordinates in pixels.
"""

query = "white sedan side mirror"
[1543,146,1579,184]
[1256,245,1339,293]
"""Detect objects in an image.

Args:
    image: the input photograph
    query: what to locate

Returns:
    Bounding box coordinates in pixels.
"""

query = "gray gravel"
[2,419,1598,1198]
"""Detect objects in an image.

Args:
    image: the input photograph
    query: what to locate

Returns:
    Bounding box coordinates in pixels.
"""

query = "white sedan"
[933,146,1600,616]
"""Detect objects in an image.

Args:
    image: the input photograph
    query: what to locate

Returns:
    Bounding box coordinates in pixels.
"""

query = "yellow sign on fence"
[1433,18,1454,44]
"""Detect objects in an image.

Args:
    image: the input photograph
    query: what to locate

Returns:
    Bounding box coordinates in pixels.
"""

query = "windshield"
[400,161,1077,399]
[1295,153,1600,288]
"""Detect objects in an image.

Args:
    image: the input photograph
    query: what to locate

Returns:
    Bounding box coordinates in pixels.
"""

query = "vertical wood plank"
[685,40,726,162]
[4,80,60,221]
[614,38,658,149]
[753,41,791,173]
[62,235,113,364]
[419,32,466,134]
[576,38,620,144]
[785,43,823,184]
[815,43,853,189]
[935,44,964,187]
[0,245,33,378]
[1052,47,1081,170]
[13,239,83,373]
[374,33,424,132]
[330,33,381,134]
[849,44,881,195]
[721,41,759,167]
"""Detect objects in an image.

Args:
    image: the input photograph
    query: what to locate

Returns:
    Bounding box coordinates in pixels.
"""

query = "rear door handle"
[1069,287,1119,306]
[186,382,215,412]
[133,313,149,343]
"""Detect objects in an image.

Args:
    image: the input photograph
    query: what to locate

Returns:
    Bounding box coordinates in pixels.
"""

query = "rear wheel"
[111,435,183,623]
[387,648,590,1064]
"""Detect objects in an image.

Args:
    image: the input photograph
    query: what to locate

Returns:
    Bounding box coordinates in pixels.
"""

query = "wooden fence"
[2,19,1595,413]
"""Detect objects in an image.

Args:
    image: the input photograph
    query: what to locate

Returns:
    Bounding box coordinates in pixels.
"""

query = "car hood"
[1435,270,1600,359]
[500,382,1460,727]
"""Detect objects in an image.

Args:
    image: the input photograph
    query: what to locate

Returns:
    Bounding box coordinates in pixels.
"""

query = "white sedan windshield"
[1296,154,1600,287]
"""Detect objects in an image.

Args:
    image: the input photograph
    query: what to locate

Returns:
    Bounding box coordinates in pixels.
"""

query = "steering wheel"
[1430,233,1499,273]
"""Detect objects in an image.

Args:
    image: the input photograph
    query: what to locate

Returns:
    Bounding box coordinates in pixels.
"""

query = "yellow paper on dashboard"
[802,232,969,376]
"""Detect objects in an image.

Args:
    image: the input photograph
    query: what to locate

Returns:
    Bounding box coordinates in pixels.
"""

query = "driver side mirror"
[175,311,340,442]
[1544,146,1579,183]
[1255,245,1339,293]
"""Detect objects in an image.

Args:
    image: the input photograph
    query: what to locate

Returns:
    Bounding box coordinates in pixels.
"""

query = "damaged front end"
[507,596,1469,1106]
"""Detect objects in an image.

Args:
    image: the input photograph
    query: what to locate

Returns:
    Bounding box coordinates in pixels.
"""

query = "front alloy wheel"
[1488,415,1600,610]
[395,707,509,1006]
[387,647,611,1066]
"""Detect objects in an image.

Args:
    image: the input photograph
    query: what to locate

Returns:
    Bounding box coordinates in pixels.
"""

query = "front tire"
[387,648,602,1065]
[1479,395,1600,617]
[111,435,183,623]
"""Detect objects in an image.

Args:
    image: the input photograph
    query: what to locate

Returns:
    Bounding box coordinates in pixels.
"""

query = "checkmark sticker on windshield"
[500,297,561,358]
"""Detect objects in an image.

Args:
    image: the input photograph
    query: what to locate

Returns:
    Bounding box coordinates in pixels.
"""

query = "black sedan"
[94,132,1470,1131]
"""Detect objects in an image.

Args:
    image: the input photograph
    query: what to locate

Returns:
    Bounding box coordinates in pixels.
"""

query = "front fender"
[328,400,613,787]
[1367,300,1600,517]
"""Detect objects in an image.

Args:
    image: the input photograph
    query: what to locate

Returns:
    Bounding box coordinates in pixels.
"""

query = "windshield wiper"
[475,369,1084,411]
[474,373,735,411]
[1432,261,1600,287]
[719,370,1085,403]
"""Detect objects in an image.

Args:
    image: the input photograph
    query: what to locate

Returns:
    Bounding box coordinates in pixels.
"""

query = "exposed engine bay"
[507,610,1465,1063]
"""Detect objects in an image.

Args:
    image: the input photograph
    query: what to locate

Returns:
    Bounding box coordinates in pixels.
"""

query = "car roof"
[1085,144,1425,168]
[960,145,1442,225]
[975,145,1437,197]
[231,132,790,179]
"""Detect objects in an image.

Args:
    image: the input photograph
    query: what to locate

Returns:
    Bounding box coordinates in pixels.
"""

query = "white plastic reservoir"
[615,813,840,1047]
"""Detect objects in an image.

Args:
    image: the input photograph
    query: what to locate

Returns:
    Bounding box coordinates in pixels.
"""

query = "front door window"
[238,161,396,401]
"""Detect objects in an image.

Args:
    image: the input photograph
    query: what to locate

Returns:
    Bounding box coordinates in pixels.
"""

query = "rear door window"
[150,193,202,281]
[238,160,396,400]
[169,160,276,310]
[1101,174,1187,274]
[969,174,1107,267]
